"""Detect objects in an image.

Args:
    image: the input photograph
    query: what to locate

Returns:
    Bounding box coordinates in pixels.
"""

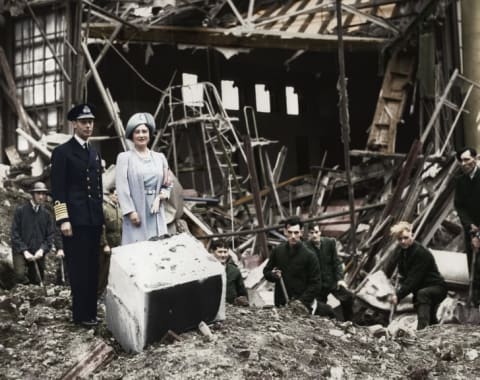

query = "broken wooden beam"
[15,128,51,159]
[61,341,114,380]
[244,135,269,260]
[233,175,309,207]
[81,42,128,151]
[196,202,385,240]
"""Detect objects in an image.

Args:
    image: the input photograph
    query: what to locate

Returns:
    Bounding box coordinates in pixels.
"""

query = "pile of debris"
[1,267,480,379]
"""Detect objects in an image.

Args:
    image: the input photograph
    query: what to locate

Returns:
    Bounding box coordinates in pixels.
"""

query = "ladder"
[366,51,416,153]
[160,81,248,200]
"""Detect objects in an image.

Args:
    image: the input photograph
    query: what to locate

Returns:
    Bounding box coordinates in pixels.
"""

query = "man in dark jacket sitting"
[263,217,322,313]
[211,239,248,306]
[305,223,353,320]
[388,221,447,330]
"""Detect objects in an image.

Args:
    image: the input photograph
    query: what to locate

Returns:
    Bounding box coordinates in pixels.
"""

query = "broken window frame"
[13,6,66,135]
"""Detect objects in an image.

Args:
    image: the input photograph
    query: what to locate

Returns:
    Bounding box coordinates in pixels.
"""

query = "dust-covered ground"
[1,279,480,380]
[1,187,480,379]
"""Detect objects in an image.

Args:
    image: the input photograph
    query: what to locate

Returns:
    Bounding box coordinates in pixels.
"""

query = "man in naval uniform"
[50,103,104,327]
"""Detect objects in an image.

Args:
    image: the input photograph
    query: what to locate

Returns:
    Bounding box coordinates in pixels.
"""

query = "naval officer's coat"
[51,137,104,227]
[50,136,104,323]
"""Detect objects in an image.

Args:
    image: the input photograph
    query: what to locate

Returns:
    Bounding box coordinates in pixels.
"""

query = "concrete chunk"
[106,233,225,352]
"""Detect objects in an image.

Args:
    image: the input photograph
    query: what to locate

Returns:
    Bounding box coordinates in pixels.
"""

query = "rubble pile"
[1,275,480,379]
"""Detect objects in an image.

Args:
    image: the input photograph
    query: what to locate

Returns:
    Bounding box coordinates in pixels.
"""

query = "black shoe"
[75,319,99,328]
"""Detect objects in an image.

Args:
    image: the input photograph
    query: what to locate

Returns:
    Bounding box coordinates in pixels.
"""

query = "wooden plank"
[233,175,309,207]
[183,206,213,236]
[61,341,114,380]
[88,24,385,53]
[244,135,269,259]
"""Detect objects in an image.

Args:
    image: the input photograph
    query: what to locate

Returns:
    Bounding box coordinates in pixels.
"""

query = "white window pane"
[33,23,41,37]
[48,109,58,127]
[23,63,32,76]
[24,86,33,107]
[34,85,44,105]
[45,81,55,104]
[57,16,65,33]
[14,64,22,78]
[46,14,55,35]
[221,80,239,111]
[34,60,43,75]
[56,81,63,102]
[23,22,31,39]
[255,84,270,113]
[45,58,55,72]
[15,23,22,40]
[35,45,45,59]
[286,86,299,115]
[182,73,203,106]
[14,51,22,64]
[24,48,33,62]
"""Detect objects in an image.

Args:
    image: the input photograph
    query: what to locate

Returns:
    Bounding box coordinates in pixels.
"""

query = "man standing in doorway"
[51,103,104,327]
[454,147,480,306]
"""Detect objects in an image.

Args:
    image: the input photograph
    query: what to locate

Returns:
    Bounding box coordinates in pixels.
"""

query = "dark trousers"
[12,252,45,285]
[317,286,354,321]
[463,228,480,304]
[63,226,101,323]
[414,285,447,329]
[97,249,111,297]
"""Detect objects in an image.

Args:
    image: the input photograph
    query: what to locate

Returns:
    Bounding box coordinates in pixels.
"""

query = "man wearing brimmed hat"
[50,103,104,328]
[11,181,55,285]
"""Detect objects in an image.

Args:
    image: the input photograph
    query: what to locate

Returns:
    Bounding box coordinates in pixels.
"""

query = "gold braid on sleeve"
[53,201,69,221]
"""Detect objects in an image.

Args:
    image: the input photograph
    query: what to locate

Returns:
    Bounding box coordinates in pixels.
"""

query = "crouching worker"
[388,221,447,330]
[11,182,55,285]
[263,217,322,314]
[211,239,249,306]
[306,223,354,321]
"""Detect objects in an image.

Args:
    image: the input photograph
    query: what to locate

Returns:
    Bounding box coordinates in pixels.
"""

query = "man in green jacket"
[388,221,447,330]
[211,239,249,306]
[305,223,353,320]
[263,217,322,312]
[454,147,480,305]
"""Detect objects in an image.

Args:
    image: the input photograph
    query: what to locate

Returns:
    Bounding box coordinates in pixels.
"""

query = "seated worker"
[388,221,447,330]
[263,216,322,313]
[211,239,249,306]
[98,188,122,297]
[11,182,55,285]
[305,223,353,321]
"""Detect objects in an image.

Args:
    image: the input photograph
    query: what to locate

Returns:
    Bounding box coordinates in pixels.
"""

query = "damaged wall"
[87,43,389,189]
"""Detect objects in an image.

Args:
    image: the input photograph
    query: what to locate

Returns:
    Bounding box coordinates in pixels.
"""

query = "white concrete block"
[106,233,225,353]
[430,249,469,286]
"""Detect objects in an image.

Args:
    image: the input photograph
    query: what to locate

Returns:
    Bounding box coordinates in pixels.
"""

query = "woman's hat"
[125,113,155,139]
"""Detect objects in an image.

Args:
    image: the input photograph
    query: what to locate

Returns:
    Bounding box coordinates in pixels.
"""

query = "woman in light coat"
[115,112,172,245]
